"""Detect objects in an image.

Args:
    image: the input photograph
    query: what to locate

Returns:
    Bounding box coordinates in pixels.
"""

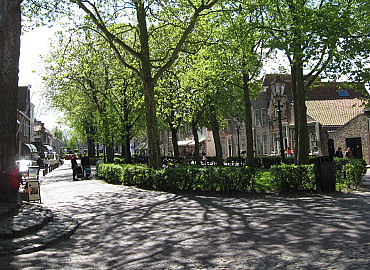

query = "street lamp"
[270,75,286,163]
[234,118,241,166]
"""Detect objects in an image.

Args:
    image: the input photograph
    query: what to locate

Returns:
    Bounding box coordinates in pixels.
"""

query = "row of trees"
[1,0,369,201]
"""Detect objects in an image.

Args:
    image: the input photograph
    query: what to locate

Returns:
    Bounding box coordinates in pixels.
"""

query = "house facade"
[253,74,369,161]
[16,86,37,160]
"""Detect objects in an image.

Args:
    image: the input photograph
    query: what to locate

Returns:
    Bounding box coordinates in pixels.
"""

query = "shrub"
[255,156,282,169]
[122,164,155,189]
[270,164,316,192]
[89,157,102,166]
[98,163,124,184]
[95,159,104,176]
[114,157,125,164]
[98,163,260,193]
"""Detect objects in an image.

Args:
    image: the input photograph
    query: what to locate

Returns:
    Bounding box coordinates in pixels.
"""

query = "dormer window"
[338,90,349,97]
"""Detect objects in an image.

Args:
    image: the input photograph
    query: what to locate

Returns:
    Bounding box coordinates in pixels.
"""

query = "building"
[16,86,38,160]
[157,74,369,163]
[254,74,368,161]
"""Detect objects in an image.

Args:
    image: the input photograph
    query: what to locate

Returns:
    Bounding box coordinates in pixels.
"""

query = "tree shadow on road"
[2,186,370,269]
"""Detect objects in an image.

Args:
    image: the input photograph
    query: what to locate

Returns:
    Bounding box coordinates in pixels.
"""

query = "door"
[346,137,363,159]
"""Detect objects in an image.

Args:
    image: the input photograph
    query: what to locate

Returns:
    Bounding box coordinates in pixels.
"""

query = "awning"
[24,143,37,153]
[189,138,206,146]
[44,144,53,154]
[177,140,194,146]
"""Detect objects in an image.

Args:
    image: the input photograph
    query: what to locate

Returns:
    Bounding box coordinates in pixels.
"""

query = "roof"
[306,82,365,100]
[305,99,364,127]
[261,74,366,101]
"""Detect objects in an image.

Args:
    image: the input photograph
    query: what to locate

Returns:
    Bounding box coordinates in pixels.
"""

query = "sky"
[18,26,62,131]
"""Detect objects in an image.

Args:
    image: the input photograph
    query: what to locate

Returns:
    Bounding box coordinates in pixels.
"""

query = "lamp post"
[270,75,286,164]
[234,118,241,166]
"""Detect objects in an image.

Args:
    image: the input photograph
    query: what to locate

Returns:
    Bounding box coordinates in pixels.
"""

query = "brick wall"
[328,114,370,164]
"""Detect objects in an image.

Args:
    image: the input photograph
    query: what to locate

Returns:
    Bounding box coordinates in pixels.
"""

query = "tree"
[157,70,190,161]
[215,2,268,166]
[0,0,22,202]
[260,0,370,164]
[68,0,220,169]
[43,27,146,162]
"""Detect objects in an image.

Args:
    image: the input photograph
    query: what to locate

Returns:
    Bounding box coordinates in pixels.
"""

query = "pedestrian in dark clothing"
[37,156,44,169]
[71,155,78,181]
[335,147,343,158]
[81,153,90,178]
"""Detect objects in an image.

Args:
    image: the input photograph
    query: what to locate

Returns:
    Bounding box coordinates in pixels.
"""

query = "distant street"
[1,160,370,269]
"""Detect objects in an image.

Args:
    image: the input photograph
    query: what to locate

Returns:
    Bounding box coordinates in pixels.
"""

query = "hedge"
[270,164,316,192]
[97,157,367,194]
[98,164,259,193]
[333,158,367,189]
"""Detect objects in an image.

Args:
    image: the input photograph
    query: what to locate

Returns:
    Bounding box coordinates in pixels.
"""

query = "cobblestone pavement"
[1,161,369,269]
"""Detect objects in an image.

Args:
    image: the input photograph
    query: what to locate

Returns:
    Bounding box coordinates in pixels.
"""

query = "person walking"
[345,147,353,159]
[335,147,343,158]
[81,153,90,178]
[71,154,78,181]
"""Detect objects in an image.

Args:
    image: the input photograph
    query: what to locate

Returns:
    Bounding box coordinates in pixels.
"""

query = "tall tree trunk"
[210,104,224,166]
[136,1,161,169]
[96,143,100,158]
[291,52,309,165]
[86,126,95,158]
[106,145,114,163]
[242,73,255,167]
[191,122,201,165]
[123,124,132,163]
[0,0,21,202]
[170,126,180,162]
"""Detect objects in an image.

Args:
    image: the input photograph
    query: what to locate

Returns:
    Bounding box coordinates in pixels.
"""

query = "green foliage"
[334,158,367,189]
[98,163,124,184]
[89,157,102,166]
[98,164,259,193]
[270,164,316,192]
[121,164,155,189]
[254,156,282,168]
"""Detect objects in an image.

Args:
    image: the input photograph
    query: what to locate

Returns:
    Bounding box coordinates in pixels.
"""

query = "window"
[291,129,295,150]
[262,135,268,155]
[256,135,262,155]
[241,137,246,151]
[221,139,226,155]
[273,132,280,154]
[228,138,232,157]
[261,108,267,126]
[310,133,318,153]
[227,120,231,132]
[338,90,349,97]
[255,110,261,126]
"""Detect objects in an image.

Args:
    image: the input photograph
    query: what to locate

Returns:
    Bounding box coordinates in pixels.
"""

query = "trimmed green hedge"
[333,158,367,189]
[270,164,316,192]
[98,164,259,193]
[97,157,367,194]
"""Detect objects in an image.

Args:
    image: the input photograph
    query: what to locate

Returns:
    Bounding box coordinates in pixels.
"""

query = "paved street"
[1,161,370,269]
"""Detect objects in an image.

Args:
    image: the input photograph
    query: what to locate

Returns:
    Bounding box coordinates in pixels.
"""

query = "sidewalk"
[0,162,369,269]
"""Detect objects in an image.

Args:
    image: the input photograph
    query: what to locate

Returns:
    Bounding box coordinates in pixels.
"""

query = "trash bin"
[318,156,335,192]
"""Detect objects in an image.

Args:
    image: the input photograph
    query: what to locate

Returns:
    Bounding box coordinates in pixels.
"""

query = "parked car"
[65,154,73,160]
[15,160,38,179]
